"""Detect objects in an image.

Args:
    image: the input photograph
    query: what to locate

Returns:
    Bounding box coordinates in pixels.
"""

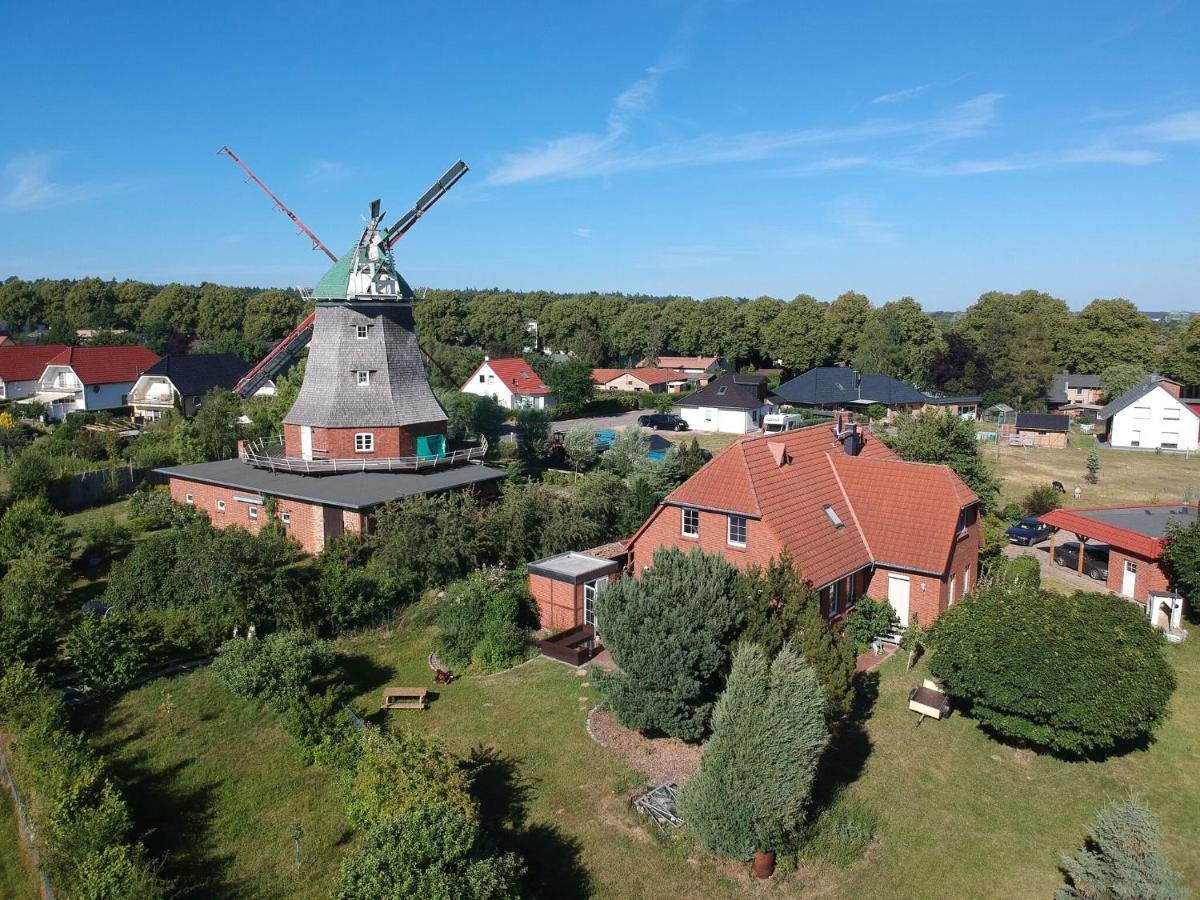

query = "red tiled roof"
[592,367,682,387]
[1038,506,1176,559]
[479,358,552,395]
[654,425,977,586]
[0,344,69,382]
[642,355,719,369]
[45,345,161,385]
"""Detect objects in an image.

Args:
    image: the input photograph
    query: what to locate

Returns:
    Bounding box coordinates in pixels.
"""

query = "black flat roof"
[158,458,506,511]
[1073,505,1197,539]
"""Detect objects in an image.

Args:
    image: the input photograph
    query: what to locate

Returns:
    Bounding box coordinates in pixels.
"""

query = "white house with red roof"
[461,357,556,411]
[0,344,68,401]
[36,345,161,420]
[627,420,981,628]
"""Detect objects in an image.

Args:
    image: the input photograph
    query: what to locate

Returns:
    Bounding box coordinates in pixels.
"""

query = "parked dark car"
[1005,516,1053,546]
[637,413,689,431]
[1053,542,1109,580]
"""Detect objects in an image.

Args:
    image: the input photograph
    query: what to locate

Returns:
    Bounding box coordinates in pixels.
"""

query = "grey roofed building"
[1046,372,1102,405]
[774,366,929,408]
[157,458,505,511]
[527,551,621,585]
[1098,374,1182,420]
[283,302,447,429]
[674,372,771,410]
[139,353,251,397]
[1064,504,1198,539]
[1015,412,1069,433]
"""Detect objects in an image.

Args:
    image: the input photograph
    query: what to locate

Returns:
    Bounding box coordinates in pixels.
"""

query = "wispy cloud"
[574,227,592,239]
[0,152,127,212]
[305,159,354,182]
[872,84,930,105]
[827,195,895,242]
[1132,111,1200,143]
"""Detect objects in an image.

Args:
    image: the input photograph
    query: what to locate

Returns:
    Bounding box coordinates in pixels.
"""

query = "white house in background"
[460,357,556,411]
[36,345,161,421]
[1100,375,1200,451]
[0,344,68,401]
[674,372,778,433]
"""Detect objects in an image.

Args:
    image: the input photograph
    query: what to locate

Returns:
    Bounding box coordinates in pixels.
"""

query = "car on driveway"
[637,413,689,431]
[1006,516,1054,546]
[1052,542,1110,580]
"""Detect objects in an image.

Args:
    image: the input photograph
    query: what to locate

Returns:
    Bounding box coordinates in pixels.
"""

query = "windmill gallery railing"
[240,435,488,475]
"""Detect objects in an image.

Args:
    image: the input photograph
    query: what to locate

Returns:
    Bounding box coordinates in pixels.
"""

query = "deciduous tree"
[1066,299,1155,373]
[1163,313,1200,387]
[890,409,1000,510]
[853,297,945,387]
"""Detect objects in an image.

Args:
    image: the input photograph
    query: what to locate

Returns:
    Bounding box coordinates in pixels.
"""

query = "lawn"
[989,441,1200,508]
[82,605,1200,899]
[0,789,37,900]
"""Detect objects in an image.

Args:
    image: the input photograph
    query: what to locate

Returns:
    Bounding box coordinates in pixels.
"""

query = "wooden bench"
[381,687,428,710]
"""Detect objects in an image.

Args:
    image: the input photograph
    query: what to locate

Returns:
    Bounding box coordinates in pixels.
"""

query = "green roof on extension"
[312,243,415,300]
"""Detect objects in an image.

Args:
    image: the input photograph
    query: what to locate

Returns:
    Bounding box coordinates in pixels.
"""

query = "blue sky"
[1,1,1198,310]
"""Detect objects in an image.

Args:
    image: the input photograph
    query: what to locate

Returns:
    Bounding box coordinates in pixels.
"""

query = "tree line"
[2,274,1198,407]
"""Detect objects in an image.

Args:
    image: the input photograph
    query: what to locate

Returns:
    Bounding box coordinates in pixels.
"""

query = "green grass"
[61,497,134,533]
[81,613,1200,899]
[0,788,37,900]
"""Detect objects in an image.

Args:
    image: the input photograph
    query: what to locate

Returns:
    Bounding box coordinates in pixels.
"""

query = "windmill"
[217,146,467,397]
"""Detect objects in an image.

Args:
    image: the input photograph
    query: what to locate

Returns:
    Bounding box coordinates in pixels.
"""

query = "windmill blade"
[218,146,338,262]
[383,160,469,249]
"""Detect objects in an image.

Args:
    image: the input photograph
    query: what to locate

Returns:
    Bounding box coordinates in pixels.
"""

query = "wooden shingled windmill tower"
[218,147,478,472]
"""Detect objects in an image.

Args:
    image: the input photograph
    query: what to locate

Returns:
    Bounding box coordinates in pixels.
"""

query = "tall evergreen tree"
[594,548,742,741]
[679,643,827,869]
[1058,795,1185,900]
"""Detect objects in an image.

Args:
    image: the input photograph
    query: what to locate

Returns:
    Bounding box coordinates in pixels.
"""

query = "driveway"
[552,409,646,433]
[1002,541,1110,593]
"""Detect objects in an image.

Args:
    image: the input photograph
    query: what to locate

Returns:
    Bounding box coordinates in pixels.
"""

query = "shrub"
[8,445,57,500]
[841,596,899,653]
[801,791,880,868]
[930,583,1175,754]
[1058,795,1185,900]
[74,516,133,569]
[127,487,199,530]
[373,492,488,589]
[315,546,402,635]
[342,729,475,831]
[679,644,827,861]
[513,406,551,464]
[0,550,66,669]
[66,611,159,693]
[210,630,334,712]
[1022,483,1063,516]
[595,547,742,741]
[75,843,168,900]
[435,568,532,672]
[0,496,70,564]
[336,803,524,900]
[280,686,361,770]
[998,555,1040,588]
[1163,519,1200,606]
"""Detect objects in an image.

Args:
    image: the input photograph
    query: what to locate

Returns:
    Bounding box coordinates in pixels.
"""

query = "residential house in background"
[129,353,253,421]
[35,345,160,420]
[775,366,978,420]
[1046,373,1103,417]
[1013,413,1070,448]
[673,372,777,433]
[461,357,556,411]
[0,343,68,402]
[627,421,981,627]
[1039,503,1194,640]
[640,355,723,377]
[1099,375,1199,452]
[591,367,688,394]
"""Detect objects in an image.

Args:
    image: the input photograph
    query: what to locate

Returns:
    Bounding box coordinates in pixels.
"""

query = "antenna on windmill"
[217,146,338,262]
[383,160,469,249]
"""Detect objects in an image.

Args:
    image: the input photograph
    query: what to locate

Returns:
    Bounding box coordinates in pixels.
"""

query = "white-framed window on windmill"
[248,506,259,520]
[356,370,371,386]
[216,500,226,513]
[185,492,194,505]
[355,324,368,340]
[281,512,291,525]
[355,432,374,453]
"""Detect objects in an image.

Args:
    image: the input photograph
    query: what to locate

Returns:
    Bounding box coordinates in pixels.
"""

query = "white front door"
[1122,560,1137,598]
[300,425,313,460]
[583,577,605,635]
[888,573,911,626]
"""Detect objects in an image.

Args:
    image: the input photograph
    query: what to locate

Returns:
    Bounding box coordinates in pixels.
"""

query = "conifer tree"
[679,643,827,871]
[594,548,741,741]
[1058,795,1185,900]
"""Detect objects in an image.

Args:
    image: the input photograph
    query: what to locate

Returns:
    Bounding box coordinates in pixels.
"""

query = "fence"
[49,465,166,512]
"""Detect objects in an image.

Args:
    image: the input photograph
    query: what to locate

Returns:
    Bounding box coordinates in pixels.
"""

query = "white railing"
[240,434,488,475]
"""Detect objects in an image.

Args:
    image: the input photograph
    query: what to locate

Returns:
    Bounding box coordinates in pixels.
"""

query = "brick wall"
[1016,429,1068,448]
[529,574,582,632]
[630,504,782,574]
[168,476,332,554]
[1104,548,1172,603]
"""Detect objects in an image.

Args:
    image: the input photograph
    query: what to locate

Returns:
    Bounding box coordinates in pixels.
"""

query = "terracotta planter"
[751,850,776,880]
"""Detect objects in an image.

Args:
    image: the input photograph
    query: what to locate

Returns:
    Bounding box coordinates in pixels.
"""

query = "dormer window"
[356,370,371,386]
[717,386,727,396]
[355,324,368,340]
[822,504,844,529]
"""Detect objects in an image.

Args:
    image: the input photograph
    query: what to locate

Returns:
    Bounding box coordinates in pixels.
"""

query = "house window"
[248,506,258,520]
[355,324,368,340]
[681,507,699,537]
[185,492,194,505]
[829,580,842,616]
[355,432,374,453]
[487,374,495,384]
[1161,432,1178,449]
[1163,407,1180,421]
[281,512,291,525]
[1133,405,1151,419]
[216,500,226,513]
[727,514,747,547]
[822,504,844,529]
[583,577,605,628]
[356,370,371,386]
[478,374,485,383]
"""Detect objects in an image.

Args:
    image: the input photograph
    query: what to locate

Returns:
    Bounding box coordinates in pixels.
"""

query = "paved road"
[1002,541,1110,592]
[554,409,646,433]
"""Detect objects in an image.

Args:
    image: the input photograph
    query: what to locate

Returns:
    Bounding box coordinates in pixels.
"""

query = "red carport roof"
[1038,506,1177,559]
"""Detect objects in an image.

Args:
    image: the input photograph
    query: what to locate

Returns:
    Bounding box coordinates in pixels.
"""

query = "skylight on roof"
[822,504,844,529]
[717,386,727,395]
